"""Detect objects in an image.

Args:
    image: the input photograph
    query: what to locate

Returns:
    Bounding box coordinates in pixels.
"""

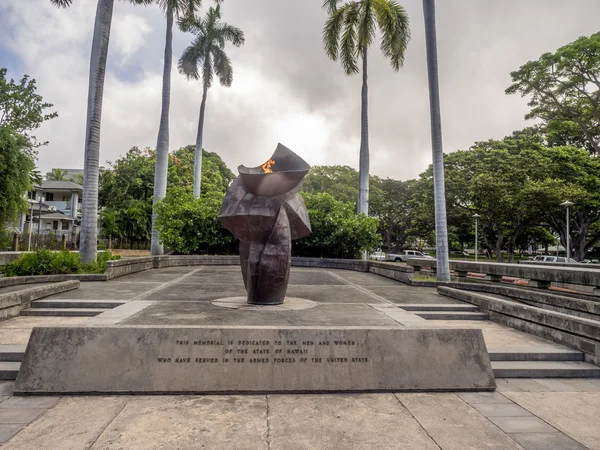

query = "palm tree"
[51,0,152,264]
[70,174,85,185]
[178,5,244,198]
[47,168,68,181]
[322,0,410,216]
[150,0,211,256]
[422,0,449,281]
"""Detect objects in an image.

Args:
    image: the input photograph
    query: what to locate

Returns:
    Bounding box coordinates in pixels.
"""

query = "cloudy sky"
[1,1,599,181]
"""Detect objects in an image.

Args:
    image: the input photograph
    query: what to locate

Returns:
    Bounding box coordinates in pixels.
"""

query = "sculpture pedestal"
[15,321,495,394]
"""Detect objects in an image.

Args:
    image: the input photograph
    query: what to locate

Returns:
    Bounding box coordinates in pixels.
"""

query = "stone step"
[21,308,107,317]
[492,361,600,378]
[399,304,480,312]
[31,299,125,309]
[0,345,26,362]
[487,346,584,362]
[0,362,21,380]
[413,311,489,320]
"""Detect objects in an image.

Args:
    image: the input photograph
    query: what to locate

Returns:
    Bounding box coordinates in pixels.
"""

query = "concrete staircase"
[488,346,600,378]
[20,299,126,317]
[0,345,25,380]
[400,304,489,320]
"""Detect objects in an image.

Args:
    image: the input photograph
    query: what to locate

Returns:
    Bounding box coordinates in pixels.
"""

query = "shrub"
[2,250,119,277]
[155,187,236,254]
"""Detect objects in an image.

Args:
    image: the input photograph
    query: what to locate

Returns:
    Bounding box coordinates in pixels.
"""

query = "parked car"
[531,255,579,264]
[369,251,387,261]
[386,250,434,262]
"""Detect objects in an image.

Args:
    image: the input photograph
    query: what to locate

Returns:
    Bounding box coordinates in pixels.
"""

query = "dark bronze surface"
[218,144,311,305]
[237,143,310,197]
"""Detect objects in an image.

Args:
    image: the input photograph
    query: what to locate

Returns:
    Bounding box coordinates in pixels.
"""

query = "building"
[15,180,83,244]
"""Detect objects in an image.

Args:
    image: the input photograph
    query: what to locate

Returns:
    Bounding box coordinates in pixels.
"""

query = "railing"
[407,257,600,295]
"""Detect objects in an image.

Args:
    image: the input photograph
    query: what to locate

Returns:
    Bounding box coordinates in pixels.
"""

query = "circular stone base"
[211,297,318,311]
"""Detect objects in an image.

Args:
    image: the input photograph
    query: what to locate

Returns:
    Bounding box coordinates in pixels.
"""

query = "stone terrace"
[0,266,598,448]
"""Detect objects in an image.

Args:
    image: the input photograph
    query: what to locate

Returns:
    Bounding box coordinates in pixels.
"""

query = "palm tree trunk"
[150,5,174,256]
[193,83,209,198]
[358,49,370,216]
[423,0,450,281]
[80,0,114,265]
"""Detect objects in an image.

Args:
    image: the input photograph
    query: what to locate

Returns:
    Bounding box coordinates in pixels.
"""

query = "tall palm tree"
[178,5,244,198]
[422,0,449,281]
[150,0,215,255]
[322,0,410,216]
[47,168,68,181]
[51,0,151,264]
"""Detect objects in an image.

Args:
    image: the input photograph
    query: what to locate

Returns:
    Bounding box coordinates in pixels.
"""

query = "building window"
[53,221,59,230]
[27,191,36,200]
[46,193,54,201]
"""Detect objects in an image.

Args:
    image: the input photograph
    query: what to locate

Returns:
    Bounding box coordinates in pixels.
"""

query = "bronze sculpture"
[218,144,311,305]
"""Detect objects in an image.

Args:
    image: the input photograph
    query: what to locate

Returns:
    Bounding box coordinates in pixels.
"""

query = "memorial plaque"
[15,326,496,393]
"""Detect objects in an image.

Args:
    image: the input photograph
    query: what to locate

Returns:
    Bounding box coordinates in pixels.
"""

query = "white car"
[369,251,387,261]
[387,250,434,263]
[531,255,578,264]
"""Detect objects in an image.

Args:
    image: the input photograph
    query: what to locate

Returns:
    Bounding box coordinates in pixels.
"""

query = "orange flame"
[261,158,276,173]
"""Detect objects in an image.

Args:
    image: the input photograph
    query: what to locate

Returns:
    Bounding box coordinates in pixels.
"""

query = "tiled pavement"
[0,379,598,448]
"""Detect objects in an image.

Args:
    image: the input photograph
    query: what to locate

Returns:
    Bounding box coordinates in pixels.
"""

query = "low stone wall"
[0,280,79,321]
[291,257,369,272]
[153,255,240,268]
[0,252,21,267]
[408,258,600,295]
[438,286,600,366]
[368,261,413,283]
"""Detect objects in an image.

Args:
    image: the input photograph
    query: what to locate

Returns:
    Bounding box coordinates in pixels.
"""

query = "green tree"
[294,192,381,258]
[178,5,244,198]
[155,186,235,254]
[51,0,152,264]
[370,178,415,252]
[99,208,119,248]
[423,0,450,279]
[0,68,57,229]
[0,128,35,229]
[0,68,58,149]
[301,165,384,209]
[322,0,410,216]
[506,32,600,155]
[47,168,68,181]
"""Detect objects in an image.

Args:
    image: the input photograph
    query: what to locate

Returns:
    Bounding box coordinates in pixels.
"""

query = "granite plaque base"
[15,326,495,394]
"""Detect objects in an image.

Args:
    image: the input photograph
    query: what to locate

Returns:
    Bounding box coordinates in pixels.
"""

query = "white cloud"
[1,0,600,183]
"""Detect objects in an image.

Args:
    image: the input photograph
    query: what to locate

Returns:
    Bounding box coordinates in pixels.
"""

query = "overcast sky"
[1,1,599,181]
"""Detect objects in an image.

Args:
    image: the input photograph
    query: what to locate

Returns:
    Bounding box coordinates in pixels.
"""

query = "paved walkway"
[0,266,598,449]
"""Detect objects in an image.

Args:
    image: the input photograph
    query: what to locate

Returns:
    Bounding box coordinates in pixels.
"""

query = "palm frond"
[179,2,242,89]
[322,4,347,61]
[322,0,343,15]
[374,0,410,71]
[218,23,245,47]
[50,0,73,7]
[212,46,233,87]
[340,2,360,75]
[357,1,375,51]
[178,36,206,80]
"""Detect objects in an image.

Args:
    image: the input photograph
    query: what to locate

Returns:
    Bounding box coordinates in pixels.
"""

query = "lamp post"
[472,214,481,262]
[560,200,574,260]
[36,197,44,250]
[27,202,34,252]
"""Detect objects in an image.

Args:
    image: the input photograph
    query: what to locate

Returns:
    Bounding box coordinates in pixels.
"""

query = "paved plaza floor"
[0,266,598,449]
